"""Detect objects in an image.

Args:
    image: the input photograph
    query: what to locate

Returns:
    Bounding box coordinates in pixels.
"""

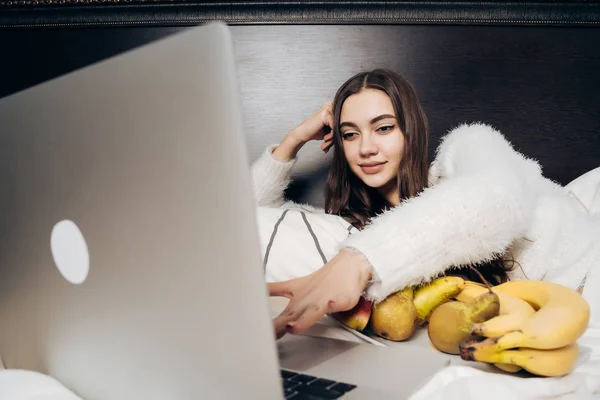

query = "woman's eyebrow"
[340,114,396,128]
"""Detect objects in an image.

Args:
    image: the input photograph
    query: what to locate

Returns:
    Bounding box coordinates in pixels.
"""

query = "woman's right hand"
[290,101,335,153]
[273,101,335,162]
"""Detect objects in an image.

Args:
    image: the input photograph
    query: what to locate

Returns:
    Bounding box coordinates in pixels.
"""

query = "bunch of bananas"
[331,276,591,377]
[454,280,590,377]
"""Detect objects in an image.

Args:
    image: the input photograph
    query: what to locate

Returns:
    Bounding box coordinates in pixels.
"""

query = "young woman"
[251,69,600,339]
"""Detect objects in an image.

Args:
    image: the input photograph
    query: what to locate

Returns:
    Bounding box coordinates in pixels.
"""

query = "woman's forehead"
[340,89,396,123]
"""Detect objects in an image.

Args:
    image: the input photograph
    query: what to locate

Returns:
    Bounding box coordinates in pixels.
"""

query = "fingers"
[321,138,333,153]
[322,102,335,152]
[287,302,329,335]
[321,131,334,153]
[320,101,334,134]
[325,103,334,130]
[273,303,320,338]
[271,293,359,339]
[274,294,341,337]
[273,312,293,339]
[268,281,294,299]
[272,300,305,339]
[274,323,287,340]
[273,295,357,339]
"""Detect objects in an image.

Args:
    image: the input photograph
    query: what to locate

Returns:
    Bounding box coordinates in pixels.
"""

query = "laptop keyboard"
[281,369,357,399]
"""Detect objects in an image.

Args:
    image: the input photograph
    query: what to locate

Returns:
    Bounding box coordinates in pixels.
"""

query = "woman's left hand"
[268,248,373,339]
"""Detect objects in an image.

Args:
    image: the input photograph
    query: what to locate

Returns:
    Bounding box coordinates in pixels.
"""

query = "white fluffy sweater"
[251,122,600,313]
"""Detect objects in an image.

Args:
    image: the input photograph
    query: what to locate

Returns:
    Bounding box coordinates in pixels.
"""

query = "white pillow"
[256,206,358,283]
[255,166,600,273]
[0,370,82,400]
[565,166,600,215]
[564,166,600,324]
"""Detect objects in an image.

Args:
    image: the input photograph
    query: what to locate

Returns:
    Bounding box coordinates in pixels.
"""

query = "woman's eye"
[342,132,357,140]
[377,125,394,133]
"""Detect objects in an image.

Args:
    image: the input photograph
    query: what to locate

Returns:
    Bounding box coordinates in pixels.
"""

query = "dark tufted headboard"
[1,1,599,207]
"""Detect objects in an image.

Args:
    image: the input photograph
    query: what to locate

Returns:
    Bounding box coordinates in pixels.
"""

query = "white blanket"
[408,323,600,400]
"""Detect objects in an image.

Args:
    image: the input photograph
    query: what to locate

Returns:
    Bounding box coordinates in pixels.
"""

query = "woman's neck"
[378,180,400,207]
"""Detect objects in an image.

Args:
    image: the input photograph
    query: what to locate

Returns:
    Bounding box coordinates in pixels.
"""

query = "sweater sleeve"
[250,144,297,207]
[341,122,542,302]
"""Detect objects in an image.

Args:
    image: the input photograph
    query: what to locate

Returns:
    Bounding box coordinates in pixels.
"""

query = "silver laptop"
[0,23,449,399]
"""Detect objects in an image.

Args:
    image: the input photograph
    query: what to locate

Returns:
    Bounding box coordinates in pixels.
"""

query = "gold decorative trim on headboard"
[1,1,600,29]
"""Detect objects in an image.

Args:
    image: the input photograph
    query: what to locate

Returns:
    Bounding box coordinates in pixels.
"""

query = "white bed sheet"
[407,323,600,400]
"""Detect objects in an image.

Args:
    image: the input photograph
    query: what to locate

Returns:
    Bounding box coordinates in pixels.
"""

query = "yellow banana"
[460,340,580,377]
[455,282,536,338]
[413,276,465,324]
[490,280,590,350]
[493,363,523,373]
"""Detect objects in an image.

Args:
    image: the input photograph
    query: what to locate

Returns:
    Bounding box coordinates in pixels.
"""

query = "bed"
[0,1,599,399]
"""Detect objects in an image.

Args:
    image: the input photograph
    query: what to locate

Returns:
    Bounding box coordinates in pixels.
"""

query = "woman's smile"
[359,161,387,174]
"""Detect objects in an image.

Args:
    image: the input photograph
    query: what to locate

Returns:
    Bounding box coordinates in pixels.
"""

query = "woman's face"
[339,88,405,204]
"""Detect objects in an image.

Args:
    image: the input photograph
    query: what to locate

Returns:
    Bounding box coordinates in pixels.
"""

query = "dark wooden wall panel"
[1,24,598,206]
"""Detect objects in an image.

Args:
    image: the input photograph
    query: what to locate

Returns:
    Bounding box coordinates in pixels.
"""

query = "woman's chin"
[352,168,395,190]
[361,176,389,189]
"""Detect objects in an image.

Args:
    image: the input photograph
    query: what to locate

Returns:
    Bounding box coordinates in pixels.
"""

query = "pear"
[369,287,418,341]
[427,292,500,354]
[331,296,373,331]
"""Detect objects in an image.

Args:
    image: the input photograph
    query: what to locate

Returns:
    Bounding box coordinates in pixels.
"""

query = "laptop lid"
[0,22,283,400]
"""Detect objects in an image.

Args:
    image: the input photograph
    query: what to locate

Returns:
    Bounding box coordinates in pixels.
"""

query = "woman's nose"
[359,133,378,157]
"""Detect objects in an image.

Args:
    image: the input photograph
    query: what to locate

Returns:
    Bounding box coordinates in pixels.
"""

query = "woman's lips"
[360,162,386,174]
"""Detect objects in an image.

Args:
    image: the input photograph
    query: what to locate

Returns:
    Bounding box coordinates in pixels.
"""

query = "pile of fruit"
[331,275,590,377]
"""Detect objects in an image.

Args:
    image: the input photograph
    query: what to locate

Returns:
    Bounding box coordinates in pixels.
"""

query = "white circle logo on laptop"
[50,220,90,284]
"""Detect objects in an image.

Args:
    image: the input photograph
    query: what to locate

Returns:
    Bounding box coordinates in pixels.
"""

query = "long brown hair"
[324,69,429,229]
[324,69,512,285]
